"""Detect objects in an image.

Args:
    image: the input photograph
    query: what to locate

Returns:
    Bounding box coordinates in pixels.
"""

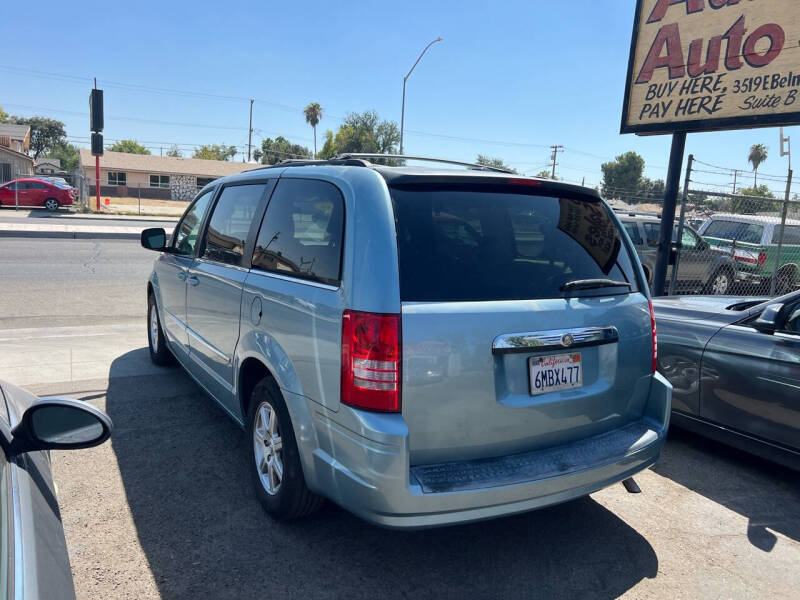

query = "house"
[35,158,64,175]
[79,150,256,201]
[0,124,31,154]
[0,123,34,182]
[0,148,34,184]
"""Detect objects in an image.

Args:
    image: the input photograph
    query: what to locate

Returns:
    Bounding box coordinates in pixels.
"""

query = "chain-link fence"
[669,156,799,297]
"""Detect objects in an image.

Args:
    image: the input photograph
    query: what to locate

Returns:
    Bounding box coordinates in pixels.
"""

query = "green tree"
[748,143,768,187]
[108,139,151,155]
[732,184,776,213]
[45,142,80,172]
[165,145,182,158]
[0,106,7,123]
[642,178,665,203]
[601,151,645,203]
[319,130,335,159]
[317,111,400,163]
[193,144,237,161]
[476,155,516,173]
[303,102,323,158]
[535,169,555,179]
[8,116,66,159]
[258,137,312,164]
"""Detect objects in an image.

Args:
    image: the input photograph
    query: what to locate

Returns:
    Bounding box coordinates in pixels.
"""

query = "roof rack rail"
[334,153,516,174]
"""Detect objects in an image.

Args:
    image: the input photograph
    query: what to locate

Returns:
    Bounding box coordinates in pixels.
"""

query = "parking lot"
[3,236,797,599]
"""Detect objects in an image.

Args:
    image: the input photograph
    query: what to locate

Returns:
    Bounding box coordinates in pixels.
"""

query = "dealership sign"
[622,0,800,134]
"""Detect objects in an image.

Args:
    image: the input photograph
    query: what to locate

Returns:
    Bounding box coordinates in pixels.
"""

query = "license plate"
[529,353,582,395]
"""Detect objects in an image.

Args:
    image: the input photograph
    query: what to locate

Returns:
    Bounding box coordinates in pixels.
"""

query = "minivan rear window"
[391,186,640,302]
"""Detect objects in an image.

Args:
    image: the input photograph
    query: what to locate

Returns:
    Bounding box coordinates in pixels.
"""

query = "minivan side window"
[251,179,344,286]
[173,190,214,256]
[202,184,265,266]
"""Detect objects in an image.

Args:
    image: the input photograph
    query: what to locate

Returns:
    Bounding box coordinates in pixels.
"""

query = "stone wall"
[170,175,197,201]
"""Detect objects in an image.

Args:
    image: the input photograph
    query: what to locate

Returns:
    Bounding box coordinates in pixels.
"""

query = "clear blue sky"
[0,0,795,195]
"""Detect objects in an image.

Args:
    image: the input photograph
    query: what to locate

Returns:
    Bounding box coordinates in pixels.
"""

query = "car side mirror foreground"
[7,398,113,456]
[752,303,786,335]
[141,227,167,251]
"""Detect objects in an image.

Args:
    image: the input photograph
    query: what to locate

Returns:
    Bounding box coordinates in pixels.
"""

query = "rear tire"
[775,264,799,295]
[147,294,174,365]
[44,198,59,211]
[247,377,322,521]
[705,268,732,295]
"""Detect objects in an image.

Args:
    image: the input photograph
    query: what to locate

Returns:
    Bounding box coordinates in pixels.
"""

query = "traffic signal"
[90,89,104,132]
[91,132,104,156]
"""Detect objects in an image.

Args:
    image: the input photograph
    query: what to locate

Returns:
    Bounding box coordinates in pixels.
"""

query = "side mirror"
[752,303,785,335]
[8,397,113,456]
[141,227,168,251]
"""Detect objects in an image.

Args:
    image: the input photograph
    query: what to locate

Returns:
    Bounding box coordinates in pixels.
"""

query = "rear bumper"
[303,372,672,529]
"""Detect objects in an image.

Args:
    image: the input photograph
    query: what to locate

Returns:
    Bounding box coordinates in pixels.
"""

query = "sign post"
[90,82,104,212]
[621,0,800,295]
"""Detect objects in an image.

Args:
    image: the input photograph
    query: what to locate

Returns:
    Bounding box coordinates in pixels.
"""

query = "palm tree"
[303,102,323,158]
[748,143,768,187]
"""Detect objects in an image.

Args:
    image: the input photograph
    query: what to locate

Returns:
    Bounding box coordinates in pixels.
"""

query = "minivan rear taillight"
[341,310,401,412]
[649,300,658,373]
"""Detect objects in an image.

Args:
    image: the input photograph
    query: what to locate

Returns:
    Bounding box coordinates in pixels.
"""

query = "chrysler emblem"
[561,333,574,347]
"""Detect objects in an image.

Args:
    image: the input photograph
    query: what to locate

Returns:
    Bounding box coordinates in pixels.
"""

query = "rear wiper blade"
[560,278,632,292]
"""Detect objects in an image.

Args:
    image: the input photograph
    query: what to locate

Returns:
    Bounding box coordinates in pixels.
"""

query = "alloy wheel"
[711,273,730,295]
[149,304,159,353]
[45,199,59,211]
[252,401,284,495]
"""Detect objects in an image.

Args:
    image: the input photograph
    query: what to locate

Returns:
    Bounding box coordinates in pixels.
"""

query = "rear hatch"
[390,179,654,465]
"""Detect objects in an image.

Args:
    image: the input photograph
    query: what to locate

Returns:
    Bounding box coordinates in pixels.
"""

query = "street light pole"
[399,37,442,155]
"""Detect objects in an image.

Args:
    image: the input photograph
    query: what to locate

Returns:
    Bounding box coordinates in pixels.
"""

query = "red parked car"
[0,177,76,210]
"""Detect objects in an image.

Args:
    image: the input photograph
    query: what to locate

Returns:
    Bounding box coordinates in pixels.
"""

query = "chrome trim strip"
[164,309,188,332]
[195,258,250,273]
[10,461,23,600]
[247,269,339,291]
[186,327,230,363]
[492,326,619,354]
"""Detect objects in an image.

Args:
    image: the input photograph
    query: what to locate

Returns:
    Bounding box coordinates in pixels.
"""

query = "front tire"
[44,198,59,211]
[147,294,174,365]
[247,377,322,521]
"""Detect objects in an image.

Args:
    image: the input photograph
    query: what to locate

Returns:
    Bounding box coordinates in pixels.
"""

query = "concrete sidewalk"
[0,221,174,240]
[0,320,155,390]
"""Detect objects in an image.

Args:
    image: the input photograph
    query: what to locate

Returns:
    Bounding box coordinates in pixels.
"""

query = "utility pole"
[732,169,738,195]
[550,145,564,179]
[248,98,255,162]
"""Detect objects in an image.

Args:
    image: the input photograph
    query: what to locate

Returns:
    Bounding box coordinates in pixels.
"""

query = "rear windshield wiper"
[560,279,632,292]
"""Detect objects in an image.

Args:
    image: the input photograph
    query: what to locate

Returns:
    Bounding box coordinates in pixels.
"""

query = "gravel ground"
[45,364,800,600]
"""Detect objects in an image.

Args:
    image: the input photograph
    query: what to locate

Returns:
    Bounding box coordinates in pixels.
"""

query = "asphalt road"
[0,237,154,329]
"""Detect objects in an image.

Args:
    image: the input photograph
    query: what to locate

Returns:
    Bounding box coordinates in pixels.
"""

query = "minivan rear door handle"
[187,275,199,286]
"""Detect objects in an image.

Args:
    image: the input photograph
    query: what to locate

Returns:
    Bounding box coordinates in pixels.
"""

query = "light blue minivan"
[141,155,671,529]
